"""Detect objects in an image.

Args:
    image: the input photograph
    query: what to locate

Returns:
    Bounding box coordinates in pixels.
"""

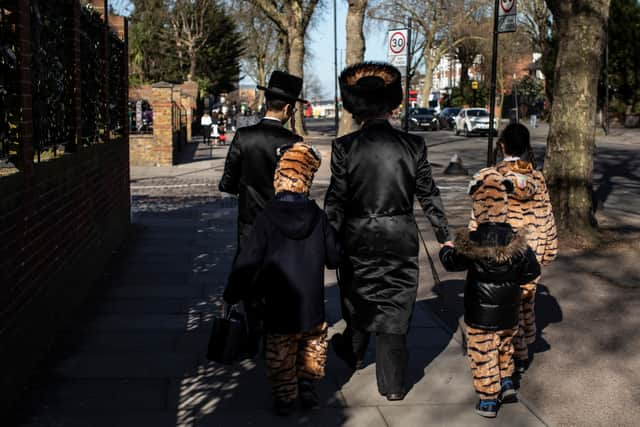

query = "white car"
[453,108,499,137]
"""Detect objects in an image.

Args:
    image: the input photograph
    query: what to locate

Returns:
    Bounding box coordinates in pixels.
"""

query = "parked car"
[435,107,461,130]
[453,108,499,137]
[405,108,439,131]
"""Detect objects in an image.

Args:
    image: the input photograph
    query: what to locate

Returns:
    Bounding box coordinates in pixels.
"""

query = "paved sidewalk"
[14,141,546,426]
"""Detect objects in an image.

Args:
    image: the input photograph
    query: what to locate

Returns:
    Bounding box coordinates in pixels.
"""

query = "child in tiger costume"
[440,167,541,418]
[481,123,558,371]
[223,143,341,415]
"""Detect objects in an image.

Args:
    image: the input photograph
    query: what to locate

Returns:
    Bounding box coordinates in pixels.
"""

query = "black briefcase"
[206,304,247,364]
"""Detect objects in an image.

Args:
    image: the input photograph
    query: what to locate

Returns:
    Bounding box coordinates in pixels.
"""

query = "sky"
[113,1,390,98]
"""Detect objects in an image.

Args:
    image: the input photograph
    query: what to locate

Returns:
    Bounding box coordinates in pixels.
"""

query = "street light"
[333,0,339,134]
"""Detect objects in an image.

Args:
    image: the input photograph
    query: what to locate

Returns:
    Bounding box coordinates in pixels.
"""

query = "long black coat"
[218,119,302,248]
[223,198,341,334]
[439,223,541,330]
[324,119,451,335]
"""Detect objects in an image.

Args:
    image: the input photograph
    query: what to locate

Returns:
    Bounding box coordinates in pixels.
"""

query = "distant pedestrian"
[491,123,558,373]
[219,70,306,356]
[200,111,212,144]
[325,62,452,401]
[529,103,538,128]
[223,143,341,416]
[440,167,541,418]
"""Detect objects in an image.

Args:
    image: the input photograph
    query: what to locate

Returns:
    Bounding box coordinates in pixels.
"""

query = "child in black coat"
[223,142,341,416]
[439,167,540,419]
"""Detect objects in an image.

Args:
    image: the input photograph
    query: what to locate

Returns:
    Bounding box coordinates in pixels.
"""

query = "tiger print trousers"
[265,322,328,402]
[467,327,517,400]
[513,283,537,361]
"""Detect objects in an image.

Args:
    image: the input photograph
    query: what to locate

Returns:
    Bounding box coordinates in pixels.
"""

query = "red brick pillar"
[181,93,193,142]
[151,82,174,166]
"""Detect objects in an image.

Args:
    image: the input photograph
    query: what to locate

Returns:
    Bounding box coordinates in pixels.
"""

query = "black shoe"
[499,377,518,404]
[475,399,498,418]
[386,390,406,401]
[331,333,357,369]
[514,358,529,374]
[273,399,295,416]
[299,379,320,409]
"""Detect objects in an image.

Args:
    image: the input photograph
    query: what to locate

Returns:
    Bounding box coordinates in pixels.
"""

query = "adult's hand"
[441,240,455,248]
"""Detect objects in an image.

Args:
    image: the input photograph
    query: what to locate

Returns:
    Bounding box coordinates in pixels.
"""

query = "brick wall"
[0,0,131,412]
[0,139,130,412]
[129,82,195,165]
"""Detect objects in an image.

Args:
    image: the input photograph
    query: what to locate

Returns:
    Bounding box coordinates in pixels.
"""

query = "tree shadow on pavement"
[592,146,640,215]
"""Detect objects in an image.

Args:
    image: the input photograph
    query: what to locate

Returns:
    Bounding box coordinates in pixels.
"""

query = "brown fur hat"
[273,143,322,195]
[468,167,515,223]
[339,62,403,117]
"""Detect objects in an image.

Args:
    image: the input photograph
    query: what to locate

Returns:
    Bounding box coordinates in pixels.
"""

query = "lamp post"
[333,0,339,135]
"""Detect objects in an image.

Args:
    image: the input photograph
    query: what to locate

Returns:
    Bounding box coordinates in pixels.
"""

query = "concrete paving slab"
[116,272,191,287]
[84,314,198,332]
[53,354,199,379]
[194,407,387,427]
[105,285,202,299]
[19,411,186,427]
[57,332,178,354]
[338,345,476,407]
[19,379,168,411]
[379,403,545,426]
[94,298,197,315]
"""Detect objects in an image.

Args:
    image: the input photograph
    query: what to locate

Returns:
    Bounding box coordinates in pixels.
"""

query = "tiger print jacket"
[470,160,558,266]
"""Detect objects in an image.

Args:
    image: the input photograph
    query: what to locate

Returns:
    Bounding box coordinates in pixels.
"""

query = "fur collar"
[454,223,528,263]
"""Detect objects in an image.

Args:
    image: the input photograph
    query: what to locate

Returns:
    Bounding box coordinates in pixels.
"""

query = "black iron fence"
[0,5,18,164]
[0,0,127,168]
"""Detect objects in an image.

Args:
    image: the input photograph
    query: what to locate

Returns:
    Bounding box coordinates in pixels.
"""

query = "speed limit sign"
[388,29,408,69]
[498,0,517,33]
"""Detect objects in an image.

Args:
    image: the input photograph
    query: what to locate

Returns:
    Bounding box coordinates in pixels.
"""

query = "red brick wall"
[0,0,131,412]
[0,139,130,412]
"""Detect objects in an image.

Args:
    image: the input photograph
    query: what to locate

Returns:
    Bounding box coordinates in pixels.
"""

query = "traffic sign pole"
[487,0,500,166]
[404,17,412,132]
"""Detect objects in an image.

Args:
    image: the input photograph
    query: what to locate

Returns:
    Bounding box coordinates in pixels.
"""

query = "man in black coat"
[219,71,306,354]
[325,62,453,401]
[219,71,306,247]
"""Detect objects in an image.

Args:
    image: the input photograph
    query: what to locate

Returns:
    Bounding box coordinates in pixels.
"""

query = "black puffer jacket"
[439,223,541,330]
[218,119,302,248]
[324,119,451,335]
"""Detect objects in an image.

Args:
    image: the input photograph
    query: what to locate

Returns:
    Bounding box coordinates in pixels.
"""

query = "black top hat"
[339,62,402,117]
[257,71,308,104]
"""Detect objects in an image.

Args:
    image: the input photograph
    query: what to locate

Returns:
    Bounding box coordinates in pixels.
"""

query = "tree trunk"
[288,30,306,135]
[188,47,197,82]
[338,0,368,136]
[543,3,610,240]
[420,52,434,108]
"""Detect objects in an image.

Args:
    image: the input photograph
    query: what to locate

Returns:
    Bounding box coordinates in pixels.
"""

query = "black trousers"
[344,325,408,395]
[236,222,264,357]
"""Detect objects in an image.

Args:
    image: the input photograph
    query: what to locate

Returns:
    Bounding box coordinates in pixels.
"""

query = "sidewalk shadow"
[425,279,563,362]
[175,138,227,164]
[529,283,563,361]
[592,146,640,214]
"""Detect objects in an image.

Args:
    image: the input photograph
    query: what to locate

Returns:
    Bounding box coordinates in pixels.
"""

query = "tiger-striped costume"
[273,142,322,195]
[443,167,541,403]
[265,322,328,403]
[469,160,557,361]
[467,327,517,400]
